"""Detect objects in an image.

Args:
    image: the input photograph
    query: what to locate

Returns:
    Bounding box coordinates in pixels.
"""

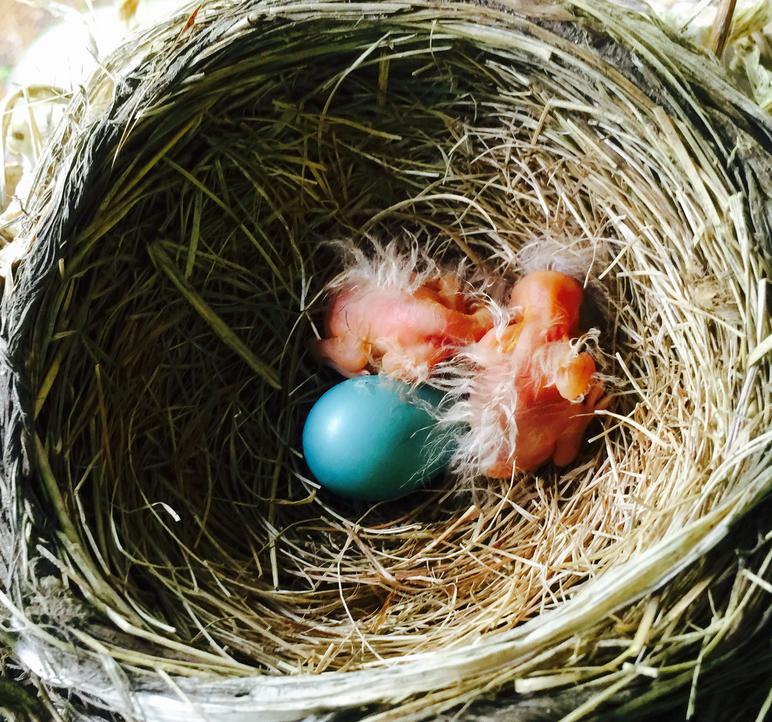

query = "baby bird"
[316,246,606,479]
[316,252,492,382]
[458,270,606,477]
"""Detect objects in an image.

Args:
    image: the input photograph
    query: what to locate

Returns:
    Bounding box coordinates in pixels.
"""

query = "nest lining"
[0,1,770,719]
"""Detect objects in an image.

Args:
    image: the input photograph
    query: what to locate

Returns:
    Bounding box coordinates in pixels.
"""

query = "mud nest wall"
[0,1,770,721]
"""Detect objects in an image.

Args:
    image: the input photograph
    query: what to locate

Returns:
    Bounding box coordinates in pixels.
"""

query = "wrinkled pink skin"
[317,275,492,380]
[470,271,607,476]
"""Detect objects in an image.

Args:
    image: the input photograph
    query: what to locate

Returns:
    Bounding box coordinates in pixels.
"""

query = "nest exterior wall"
[0,1,770,721]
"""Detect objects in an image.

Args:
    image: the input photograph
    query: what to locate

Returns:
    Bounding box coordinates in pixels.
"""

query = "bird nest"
[1,1,770,720]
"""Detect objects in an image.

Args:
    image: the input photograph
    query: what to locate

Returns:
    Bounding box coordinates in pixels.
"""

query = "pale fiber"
[0,1,770,720]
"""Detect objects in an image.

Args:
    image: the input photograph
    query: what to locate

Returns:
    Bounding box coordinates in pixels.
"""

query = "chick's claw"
[315,334,370,377]
[555,351,597,402]
[552,384,608,467]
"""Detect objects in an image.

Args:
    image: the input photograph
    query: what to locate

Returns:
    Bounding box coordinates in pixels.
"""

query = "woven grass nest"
[1,1,770,720]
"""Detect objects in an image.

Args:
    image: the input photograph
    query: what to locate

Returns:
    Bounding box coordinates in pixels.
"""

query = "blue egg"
[302,376,454,501]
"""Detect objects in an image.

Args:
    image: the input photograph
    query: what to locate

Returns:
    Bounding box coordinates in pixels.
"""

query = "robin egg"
[302,376,453,501]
